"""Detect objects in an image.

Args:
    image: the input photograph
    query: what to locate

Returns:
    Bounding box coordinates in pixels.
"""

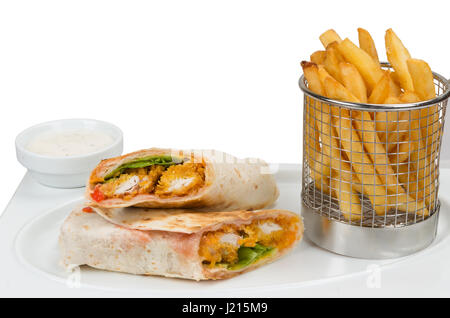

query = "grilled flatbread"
[59,206,302,280]
[86,148,279,210]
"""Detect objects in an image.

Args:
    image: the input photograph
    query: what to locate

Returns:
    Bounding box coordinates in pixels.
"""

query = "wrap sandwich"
[87,148,279,210]
[59,205,302,280]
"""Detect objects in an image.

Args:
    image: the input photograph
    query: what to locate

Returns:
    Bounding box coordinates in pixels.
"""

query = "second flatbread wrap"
[87,148,279,210]
[59,206,302,280]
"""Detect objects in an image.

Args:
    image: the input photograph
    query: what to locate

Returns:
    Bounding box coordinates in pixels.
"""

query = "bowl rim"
[15,118,123,161]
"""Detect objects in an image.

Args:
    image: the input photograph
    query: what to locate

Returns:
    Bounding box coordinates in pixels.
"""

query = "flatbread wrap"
[59,206,302,280]
[86,148,279,210]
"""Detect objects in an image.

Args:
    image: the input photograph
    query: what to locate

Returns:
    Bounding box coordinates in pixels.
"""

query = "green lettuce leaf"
[227,243,275,271]
[103,155,182,180]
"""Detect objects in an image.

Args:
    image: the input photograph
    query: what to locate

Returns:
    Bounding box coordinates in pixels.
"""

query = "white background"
[1,0,449,213]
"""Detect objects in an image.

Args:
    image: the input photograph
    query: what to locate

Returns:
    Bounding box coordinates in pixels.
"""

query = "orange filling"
[198,216,299,268]
[155,163,205,197]
[96,162,205,201]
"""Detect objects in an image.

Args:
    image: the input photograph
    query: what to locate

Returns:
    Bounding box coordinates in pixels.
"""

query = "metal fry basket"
[299,64,450,259]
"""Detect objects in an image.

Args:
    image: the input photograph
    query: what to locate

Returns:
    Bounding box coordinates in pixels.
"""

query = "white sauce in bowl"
[26,129,115,157]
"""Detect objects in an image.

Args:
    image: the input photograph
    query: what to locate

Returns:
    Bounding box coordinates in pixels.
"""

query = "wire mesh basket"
[299,63,450,258]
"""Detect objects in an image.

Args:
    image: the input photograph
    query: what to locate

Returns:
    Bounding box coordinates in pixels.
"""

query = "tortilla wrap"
[86,148,279,210]
[59,206,302,281]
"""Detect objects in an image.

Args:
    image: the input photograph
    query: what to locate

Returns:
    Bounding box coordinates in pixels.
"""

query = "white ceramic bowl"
[15,119,123,188]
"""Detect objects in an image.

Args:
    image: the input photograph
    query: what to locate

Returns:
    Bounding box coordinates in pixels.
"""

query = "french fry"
[407,59,438,154]
[385,70,402,97]
[400,91,420,103]
[314,66,343,167]
[385,28,414,91]
[306,105,331,195]
[339,62,368,103]
[335,144,388,215]
[400,106,429,203]
[368,73,390,104]
[399,92,421,160]
[386,112,415,165]
[397,162,420,204]
[330,108,390,215]
[358,28,380,64]
[327,41,345,60]
[301,61,325,95]
[301,62,330,193]
[390,71,402,87]
[398,94,422,163]
[375,97,402,152]
[390,149,416,214]
[323,76,359,103]
[319,29,342,48]
[406,58,435,101]
[324,42,344,83]
[386,111,411,154]
[386,126,425,211]
[407,58,438,209]
[377,96,411,154]
[326,122,365,221]
[304,99,322,170]
[375,110,398,147]
[389,137,414,164]
[384,95,402,104]
[336,38,384,93]
[310,50,327,65]
[396,161,430,216]
[331,171,363,221]
[353,110,404,191]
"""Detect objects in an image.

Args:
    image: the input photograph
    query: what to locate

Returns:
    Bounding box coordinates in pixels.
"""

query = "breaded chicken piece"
[155,162,205,197]
[134,166,165,195]
[198,218,298,267]
[99,165,165,199]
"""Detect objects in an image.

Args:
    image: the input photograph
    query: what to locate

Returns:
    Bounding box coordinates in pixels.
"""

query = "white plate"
[4,165,450,297]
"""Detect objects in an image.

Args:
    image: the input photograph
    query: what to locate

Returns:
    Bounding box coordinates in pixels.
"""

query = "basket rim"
[299,62,450,111]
